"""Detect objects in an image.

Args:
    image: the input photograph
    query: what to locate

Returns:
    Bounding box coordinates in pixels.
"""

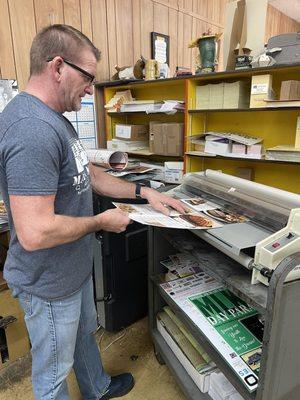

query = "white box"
[232,143,246,155]
[115,124,148,141]
[205,140,232,155]
[247,144,262,156]
[157,318,211,393]
[164,161,184,183]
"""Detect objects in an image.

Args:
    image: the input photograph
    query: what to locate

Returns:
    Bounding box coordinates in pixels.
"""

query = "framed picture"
[151,32,170,65]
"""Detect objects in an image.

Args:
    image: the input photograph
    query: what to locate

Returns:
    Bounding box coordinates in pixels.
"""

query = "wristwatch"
[135,183,146,198]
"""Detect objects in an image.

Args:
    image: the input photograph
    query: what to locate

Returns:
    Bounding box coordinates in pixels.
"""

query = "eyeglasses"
[47,57,96,85]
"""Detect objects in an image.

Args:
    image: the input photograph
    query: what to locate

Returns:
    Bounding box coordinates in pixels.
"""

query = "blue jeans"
[13,276,111,400]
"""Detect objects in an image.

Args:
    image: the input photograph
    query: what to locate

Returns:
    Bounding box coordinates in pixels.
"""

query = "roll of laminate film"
[86,149,128,170]
[205,169,300,210]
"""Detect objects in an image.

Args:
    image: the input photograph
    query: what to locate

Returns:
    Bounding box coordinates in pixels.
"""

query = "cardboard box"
[280,80,300,101]
[151,123,184,156]
[149,121,161,152]
[0,289,30,370]
[164,162,184,183]
[115,124,148,141]
[250,74,273,108]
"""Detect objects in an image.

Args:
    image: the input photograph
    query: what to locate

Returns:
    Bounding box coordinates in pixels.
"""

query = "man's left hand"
[141,187,188,216]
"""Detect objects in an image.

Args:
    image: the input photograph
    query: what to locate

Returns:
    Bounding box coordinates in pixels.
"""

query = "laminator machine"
[172,169,300,286]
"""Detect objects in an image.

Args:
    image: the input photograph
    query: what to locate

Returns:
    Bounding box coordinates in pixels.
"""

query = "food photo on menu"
[180,197,218,212]
[112,201,222,229]
[203,208,248,224]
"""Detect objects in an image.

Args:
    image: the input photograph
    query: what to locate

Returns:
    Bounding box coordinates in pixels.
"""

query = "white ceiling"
[268,0,300,23]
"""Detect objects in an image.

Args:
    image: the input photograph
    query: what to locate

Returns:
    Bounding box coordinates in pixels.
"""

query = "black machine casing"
[93,194,148,332]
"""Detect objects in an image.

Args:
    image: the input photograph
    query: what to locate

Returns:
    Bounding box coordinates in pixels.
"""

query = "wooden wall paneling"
[177,11,184,67]
[140,0,154,59]
[212,0,220,25]
[91,0,109,80]
[192,0,198,13]
[193,17,211,69]
[191,16,197,74]
[183,0,193,13]
[63,0,81,31]
[0,0,16,79]
[8,0,37,89]
[206,0,213,21]
[168,0,178,9]
[183,13,193,68]
[33,0,64,32]
[106,0,117,78]
[155,0,169,5]
[153,2,169,35]
[115,0,133,66]
[219,0,225,25]
[80,0,93,40]
[200,0,208,19]
[168,6,178,76]
[177,0,184,10]
[132,0,141,62]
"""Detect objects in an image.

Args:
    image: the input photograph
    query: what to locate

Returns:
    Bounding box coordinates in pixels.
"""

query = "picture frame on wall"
[151,32,170,65]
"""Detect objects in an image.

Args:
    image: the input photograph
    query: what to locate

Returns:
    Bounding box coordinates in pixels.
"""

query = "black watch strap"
[135,183,145,198]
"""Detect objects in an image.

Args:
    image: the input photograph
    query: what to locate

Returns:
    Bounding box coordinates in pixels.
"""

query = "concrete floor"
[0,317,185,400]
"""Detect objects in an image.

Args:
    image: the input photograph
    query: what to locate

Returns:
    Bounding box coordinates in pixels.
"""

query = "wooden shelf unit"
[96,64,300,192]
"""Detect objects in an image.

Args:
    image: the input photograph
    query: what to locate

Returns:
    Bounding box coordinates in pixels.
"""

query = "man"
[0,24,186,400]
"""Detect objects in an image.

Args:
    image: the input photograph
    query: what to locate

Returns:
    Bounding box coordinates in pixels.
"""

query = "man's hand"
[141,187,188,216]
[96,208,131,233]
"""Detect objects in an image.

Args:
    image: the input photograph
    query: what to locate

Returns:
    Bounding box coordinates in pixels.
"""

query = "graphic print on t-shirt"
[69,137,91,195]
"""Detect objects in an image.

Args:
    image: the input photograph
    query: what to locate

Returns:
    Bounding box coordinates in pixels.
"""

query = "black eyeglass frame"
[47,57,95,84]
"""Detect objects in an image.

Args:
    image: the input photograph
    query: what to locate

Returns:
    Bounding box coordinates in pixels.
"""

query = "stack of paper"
[196,85,210,109]
[209,83,224,109]
[107,139,149,152]
[147,100,185,114]
[157,308,216,393]
[192,131,263,158]
[209,371,245,400]
[104,90,133,112]
[160,273,262,393]
[265,145,300,162]
[120,100,163,112]
[223,81,250,109]
[160,253,203,281]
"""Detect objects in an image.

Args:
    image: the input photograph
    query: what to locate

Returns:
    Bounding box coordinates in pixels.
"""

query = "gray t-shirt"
[0,92,94,299]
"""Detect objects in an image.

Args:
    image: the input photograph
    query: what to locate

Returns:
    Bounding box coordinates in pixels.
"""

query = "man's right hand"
[96,208,131,233]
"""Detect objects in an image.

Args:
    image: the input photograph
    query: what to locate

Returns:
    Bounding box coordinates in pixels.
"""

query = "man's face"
[62,48,97,112]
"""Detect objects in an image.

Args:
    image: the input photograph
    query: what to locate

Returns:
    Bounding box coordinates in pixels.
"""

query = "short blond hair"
[30,24,101,76]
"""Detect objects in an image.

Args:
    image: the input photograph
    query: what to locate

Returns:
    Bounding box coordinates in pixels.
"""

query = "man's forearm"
[90,164,137,199]
[22,214,100,251]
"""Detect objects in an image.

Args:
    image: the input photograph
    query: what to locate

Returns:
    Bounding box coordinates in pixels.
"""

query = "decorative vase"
[197,35,218,73]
